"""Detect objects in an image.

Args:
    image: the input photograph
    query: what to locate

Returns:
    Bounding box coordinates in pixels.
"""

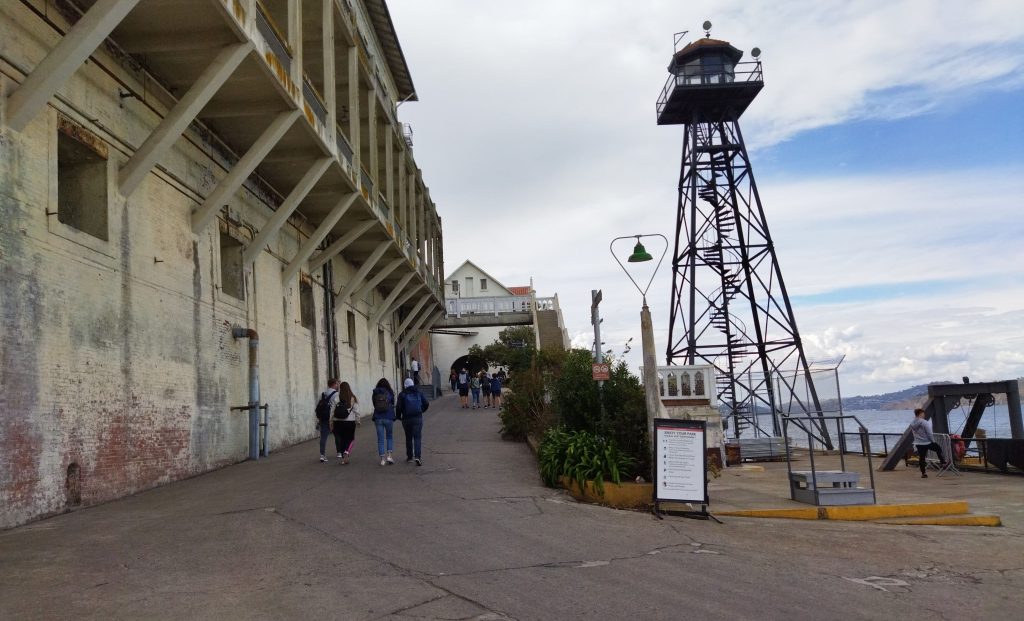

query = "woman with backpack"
[490,373,503,411]
[329,381,361,464]
[469,372,481,409]
[315,379,340,463]
[480,371,491,408]
[457,367,470,408]
[371,378,397,466]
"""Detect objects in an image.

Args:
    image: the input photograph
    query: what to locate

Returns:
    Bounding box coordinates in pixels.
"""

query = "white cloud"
[387,1,1024,395]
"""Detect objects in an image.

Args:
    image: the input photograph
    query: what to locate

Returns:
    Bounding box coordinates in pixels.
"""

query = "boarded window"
[346,310,356,349]
[299,280,315,330]
[57,127,108,241]
[220,233,245,299]
[378,328,386,362]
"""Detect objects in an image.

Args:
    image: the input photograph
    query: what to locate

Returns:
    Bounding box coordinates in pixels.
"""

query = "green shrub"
[538,427,634,496]
[499,364,555,441]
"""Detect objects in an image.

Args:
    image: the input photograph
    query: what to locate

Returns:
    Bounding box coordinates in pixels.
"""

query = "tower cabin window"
[57,128,108,241]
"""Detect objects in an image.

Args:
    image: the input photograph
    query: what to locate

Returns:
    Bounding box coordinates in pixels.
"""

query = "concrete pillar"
[323,0,337,133]
[347,46,360,174]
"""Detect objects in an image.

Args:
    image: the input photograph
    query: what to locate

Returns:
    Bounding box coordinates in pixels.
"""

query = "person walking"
[480,371,491,408]
[449,369,458,393]
[410,356,421,386]
[315,379,339,463]
[371,378,397,466]
[457,367,470,408]
[910,408,947,478]
[469,372,481,409]
[397,378,430,466]
[330,381,361,464]
[490,373,503,411]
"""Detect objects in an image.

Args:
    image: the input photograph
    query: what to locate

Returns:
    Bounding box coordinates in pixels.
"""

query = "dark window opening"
[220,233,245,300]
[378,328,386,362]
[58,129,108,241]
[65,462,82,506]
[299,281,315,330]
[346,310,357,349]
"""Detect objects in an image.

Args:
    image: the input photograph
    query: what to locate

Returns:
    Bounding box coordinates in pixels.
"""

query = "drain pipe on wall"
[232,326,263,460]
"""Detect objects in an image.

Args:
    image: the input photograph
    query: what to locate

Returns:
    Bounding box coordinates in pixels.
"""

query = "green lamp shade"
[628,241,653,263]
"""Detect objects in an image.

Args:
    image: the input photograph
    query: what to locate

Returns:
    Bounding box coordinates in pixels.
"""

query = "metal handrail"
[657,61,763,110]
[784,414,876,504]
[254,3,291,75]
[302,76,327,125]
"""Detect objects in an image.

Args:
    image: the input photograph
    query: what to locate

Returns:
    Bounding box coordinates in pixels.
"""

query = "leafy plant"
[538,427,634,496]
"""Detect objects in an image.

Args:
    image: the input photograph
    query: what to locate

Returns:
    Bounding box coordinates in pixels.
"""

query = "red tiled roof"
[509,286,531,295]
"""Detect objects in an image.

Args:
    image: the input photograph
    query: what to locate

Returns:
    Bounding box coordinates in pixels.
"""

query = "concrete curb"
[717,501,997,525]
[873,515,1003,527]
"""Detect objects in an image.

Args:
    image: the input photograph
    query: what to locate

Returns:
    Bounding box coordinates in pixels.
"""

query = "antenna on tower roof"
[672,30,689,53]
[702,20,712,37]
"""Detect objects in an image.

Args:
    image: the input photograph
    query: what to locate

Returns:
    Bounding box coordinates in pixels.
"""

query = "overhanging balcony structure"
[3,0,445,343]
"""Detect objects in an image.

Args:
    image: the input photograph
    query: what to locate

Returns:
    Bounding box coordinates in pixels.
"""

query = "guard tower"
[658,24,832,447]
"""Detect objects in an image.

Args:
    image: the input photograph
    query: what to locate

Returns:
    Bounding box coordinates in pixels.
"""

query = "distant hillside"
[841,382,1010,411]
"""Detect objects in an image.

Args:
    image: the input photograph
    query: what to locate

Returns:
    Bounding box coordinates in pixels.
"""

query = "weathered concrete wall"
[0,4,403,528]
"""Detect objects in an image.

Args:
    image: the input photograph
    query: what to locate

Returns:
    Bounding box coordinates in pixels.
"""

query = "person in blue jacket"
[397,378,430,466]
[490,373,503,410]
[371,378,396,466]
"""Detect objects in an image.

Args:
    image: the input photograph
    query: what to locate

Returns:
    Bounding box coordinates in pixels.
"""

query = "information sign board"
[653,418,708,504]
[592,363,610,381]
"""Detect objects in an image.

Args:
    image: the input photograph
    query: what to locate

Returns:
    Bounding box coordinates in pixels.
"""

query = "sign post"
[592,363,610,381]
[653,418,719,522]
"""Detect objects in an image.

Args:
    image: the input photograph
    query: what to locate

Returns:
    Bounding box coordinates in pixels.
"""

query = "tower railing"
[656,61,763,116]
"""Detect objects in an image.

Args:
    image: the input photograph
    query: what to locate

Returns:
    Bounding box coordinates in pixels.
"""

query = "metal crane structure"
[656,25,832,448]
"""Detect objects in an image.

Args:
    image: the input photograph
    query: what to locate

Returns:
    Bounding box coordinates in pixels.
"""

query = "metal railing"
[361,166,374,197]
[254,4,291,75]
[446,295,534,317]
[302,76,327,125]
[653,365,718,405]
[840,433,1024,475]
[335,128,353,163]
[656,61,762,114]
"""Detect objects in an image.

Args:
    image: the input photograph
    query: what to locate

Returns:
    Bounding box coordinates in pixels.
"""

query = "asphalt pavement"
[1,393,1021,620]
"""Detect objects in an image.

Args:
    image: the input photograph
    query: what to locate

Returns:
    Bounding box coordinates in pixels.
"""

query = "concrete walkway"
[2,394,1022,620]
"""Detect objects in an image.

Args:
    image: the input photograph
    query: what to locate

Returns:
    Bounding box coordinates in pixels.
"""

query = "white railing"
[654,365,717,405]
[534,296,558,311]
[445,296,534,317]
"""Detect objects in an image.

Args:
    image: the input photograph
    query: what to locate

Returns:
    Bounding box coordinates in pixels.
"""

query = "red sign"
[592,363,610,381]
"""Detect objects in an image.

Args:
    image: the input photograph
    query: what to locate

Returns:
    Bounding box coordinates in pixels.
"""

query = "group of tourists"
[451,368,503,410]
[315,376,430,467]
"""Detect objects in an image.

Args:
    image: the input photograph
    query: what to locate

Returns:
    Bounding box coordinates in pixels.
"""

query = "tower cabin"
[656,37,763,125]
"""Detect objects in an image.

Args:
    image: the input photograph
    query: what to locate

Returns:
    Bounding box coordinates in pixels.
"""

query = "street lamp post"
[610,234,669,464]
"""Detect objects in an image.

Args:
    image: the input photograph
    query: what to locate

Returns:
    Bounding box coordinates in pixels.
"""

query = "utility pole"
[591,289,604,385]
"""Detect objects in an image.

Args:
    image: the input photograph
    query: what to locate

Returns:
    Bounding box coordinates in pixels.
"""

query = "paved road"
[2,394,1021,620]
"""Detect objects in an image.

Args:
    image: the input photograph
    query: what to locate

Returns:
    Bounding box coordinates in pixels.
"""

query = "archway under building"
[450,354,487,377]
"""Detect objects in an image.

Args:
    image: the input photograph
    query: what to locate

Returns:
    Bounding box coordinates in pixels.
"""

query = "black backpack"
[401,390,423,417]
[315,390,337,422]
[372,389,390,414]
[332,397,351,421]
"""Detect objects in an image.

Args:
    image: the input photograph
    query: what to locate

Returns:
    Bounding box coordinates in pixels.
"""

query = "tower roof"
[671,38,744,68]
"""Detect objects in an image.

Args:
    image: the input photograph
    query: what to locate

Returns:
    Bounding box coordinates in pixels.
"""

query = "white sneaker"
[337,453,344,459]
[319,455,327,463]
[415,458,422,467]
[380,457,387,466]
[386,455,395,465]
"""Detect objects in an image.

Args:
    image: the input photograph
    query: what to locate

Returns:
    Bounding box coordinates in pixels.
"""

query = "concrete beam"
[307,219,376,273]
[351,257,404,303]
[242,158,332,264]
[334,242,390,305]
[119,42,252,196]
[369,272,417,325]
[395,294,432,336]
[6,0,143,132]
[281,192,358,284]
[402,308,443,350]
[191,110,300,233]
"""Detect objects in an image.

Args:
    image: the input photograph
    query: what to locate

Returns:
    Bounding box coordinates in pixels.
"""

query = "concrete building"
[431,260,569,375]
[0,0,444,528]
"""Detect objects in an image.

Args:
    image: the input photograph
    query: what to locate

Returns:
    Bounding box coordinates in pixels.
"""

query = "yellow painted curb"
[823,501,969,521]
[874,515,1002,527]
[559,477,653,509]
[717,507,821,520]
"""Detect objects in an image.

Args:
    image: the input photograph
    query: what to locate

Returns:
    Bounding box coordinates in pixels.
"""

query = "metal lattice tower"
[656,28,832,447]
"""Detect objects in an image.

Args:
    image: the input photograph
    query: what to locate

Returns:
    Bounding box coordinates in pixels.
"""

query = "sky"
[388,0,1024,397]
